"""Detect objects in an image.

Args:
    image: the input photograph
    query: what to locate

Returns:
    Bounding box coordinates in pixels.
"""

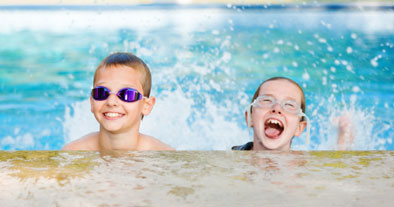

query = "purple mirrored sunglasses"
[91,86,143,103]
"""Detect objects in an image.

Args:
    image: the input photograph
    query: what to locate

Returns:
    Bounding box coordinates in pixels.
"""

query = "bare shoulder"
[62,132,100,150]
[139,134,174,151]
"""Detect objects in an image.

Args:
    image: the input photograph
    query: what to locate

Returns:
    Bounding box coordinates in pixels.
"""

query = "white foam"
[0,9,225,33]
[63,100,98,144]
[295,94,382,150]
[0,133,35,150]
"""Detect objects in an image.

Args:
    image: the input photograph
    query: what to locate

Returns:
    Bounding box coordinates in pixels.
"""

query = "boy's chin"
[101,124,124,133]
[258,136,289,150]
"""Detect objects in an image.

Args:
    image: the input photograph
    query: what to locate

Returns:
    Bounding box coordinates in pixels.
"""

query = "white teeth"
[268,119,283,127]
[104,112,122,117]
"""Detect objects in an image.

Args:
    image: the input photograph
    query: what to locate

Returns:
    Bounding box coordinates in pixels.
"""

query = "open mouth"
[103,112,124,119]
[264,118,284,139]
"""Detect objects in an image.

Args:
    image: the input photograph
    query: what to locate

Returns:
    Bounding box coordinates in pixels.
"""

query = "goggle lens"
[253,96,302,115]
[118,88,142,102]
[92,87,110,100]
[91,87,143,102]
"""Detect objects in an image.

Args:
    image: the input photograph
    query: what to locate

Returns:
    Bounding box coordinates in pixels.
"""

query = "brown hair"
[250,77,306,121]
[93,52,152,97]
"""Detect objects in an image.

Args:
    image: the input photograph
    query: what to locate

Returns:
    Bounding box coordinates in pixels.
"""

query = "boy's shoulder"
[62,132,100,150]
[139,134,174,151]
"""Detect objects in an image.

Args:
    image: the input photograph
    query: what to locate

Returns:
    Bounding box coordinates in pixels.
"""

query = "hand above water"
[336,114,354,150]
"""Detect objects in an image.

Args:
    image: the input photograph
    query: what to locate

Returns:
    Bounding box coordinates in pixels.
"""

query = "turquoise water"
[0,5,393,150]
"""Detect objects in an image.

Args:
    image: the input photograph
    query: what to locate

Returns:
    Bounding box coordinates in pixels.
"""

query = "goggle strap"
[300,112,311,147]
[246,105,253,139]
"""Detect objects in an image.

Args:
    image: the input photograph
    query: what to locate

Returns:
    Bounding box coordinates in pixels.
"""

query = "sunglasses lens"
[118,88,142,102]
[92,87,110,100]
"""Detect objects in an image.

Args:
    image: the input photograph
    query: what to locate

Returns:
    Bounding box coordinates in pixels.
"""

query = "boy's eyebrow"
[94,81,140,89]
[262,93,298,101]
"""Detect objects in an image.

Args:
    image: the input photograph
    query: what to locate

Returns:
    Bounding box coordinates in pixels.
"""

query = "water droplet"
[346,65,353,72]
[370,58,378,67]
[212,30,220,35]
[318,38,327,43]
[302,72,310,80]
[346,47,353,54]
[330,67,336,72]
[351,33,357,39]
[352,86,361,93]
[331,84,338,93]
[322,76,327,85]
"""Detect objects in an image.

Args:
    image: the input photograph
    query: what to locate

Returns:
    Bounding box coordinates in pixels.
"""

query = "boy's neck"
[253,139,268,151]
[98,129,141,150]
[253,137,291,151]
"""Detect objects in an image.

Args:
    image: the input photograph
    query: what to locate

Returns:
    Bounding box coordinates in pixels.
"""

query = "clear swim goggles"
[246,95,311,146]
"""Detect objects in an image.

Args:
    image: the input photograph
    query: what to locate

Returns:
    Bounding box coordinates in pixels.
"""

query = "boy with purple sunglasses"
[62,52,173,151]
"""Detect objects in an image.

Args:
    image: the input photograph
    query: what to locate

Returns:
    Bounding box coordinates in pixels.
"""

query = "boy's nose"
[106,93,120,106]
[271,103,283,114]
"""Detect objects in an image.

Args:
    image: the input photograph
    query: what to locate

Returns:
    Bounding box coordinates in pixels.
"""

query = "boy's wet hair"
[251,77,306,121]
[93,52,152,97]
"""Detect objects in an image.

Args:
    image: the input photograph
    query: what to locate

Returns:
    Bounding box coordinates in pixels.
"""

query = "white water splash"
[63,88,249,150]
[294,94,384,151]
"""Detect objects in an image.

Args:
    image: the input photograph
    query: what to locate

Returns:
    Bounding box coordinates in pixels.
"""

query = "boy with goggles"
[233,77,353,151]
[63,52,173,151]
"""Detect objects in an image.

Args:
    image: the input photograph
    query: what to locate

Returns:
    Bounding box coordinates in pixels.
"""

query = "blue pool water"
[0,4,393,150]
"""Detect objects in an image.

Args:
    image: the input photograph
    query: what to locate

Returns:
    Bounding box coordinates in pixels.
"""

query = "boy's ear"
[142,96,156,116]
[294,120,307,137]
[245,109,253,128]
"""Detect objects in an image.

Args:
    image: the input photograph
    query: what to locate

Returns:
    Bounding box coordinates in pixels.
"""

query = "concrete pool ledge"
[1,151,393,206]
